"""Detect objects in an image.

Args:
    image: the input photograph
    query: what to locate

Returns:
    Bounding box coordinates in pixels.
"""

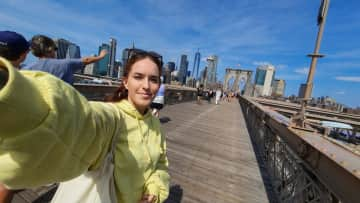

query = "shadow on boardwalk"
[164,185,183,203]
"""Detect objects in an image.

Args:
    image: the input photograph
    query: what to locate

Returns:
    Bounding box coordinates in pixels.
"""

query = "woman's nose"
[142,79,150,89]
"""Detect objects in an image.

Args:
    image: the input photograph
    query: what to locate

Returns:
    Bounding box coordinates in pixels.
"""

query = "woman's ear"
[123,77,128,89]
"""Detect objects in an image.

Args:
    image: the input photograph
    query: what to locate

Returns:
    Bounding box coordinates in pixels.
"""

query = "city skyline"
[0,0,359,107]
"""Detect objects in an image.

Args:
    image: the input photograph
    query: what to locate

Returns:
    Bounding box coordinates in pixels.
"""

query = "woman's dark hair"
[30,35,57,57]
[107,49,163,102]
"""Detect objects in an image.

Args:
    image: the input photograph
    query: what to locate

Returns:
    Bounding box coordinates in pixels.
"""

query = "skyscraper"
[200,66,207,85]
[116,60,124,79]
[272,79,286,97]
[121,42,137,71]
[66,44,81,59]
[192,49,201,79]
[178,54,188,84]
[114,59,121,79]
[162,63,171,84]
[206,55,218,84]
[108,38,117,77]
[121,48,130,71]
[253,65,275,97]
[167,61,176,72]
[97,43,110,76]
[54,38,81,59]
[298,83,307,98]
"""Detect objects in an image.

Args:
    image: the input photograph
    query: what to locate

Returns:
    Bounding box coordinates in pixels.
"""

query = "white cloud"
[253,61,272,66]
[318,61,360,70]
[328,49,360,59]
[335,76,360,82]
[276,74,304,81]
[294,67,309,75]
[252,62,288,70]
[276,64,288,69]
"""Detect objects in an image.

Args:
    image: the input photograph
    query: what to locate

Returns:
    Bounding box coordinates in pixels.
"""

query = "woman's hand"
[0,184,14,203]
[0,66,8,90]
[139,194,157,203]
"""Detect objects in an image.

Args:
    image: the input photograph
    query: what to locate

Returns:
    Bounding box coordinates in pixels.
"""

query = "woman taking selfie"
[0,49,169,203]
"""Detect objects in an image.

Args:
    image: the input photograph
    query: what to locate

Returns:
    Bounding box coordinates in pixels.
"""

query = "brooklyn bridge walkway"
[161,100,269,203]
[12,100,270,203]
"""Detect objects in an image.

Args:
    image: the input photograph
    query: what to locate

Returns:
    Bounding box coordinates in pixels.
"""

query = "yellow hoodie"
[0,57,169,203]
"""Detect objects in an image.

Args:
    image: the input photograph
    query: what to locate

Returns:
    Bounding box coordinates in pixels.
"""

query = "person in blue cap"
[0,30,30,203]
[0,31,30,69]
[24,34,107,85]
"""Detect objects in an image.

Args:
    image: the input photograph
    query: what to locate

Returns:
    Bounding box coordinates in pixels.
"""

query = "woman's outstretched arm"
[0,57,119,189]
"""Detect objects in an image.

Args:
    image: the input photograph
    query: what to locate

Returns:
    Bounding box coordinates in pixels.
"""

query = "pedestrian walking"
[151,77,165,118]
[215,88,222,105]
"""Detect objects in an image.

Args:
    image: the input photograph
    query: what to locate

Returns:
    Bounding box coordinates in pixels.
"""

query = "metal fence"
[239,96,341,203]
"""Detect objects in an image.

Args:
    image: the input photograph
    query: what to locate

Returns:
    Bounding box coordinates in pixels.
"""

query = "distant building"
[98,43,110,76]
[66,44,81,59]
[167,61,176,72]
[54,38,81,59]
[163,64,172,84]
[336,103,344,112]
[186,76,196,87]
[200,66,207,85]
[114,59,122,79]
[83,54,98,75]
[298,83,307,98]
[192,49,201,79]
[171,70,179,83]
[178,54,188,84]
[206,55,218,85]
[307,95,345,112]
[343,107,360,114]
[254,64,275,96]
[121,48,130,70]
[272,79,286,97]
[108,38,117,77]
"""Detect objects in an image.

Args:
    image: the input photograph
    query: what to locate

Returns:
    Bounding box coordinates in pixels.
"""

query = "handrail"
[239,96,360,203]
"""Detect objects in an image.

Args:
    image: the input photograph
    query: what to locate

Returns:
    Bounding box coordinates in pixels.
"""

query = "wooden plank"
[161,101,269,203]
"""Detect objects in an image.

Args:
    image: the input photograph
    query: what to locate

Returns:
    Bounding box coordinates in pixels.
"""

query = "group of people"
[0,31,169,203]
[196,86,223,105]
[0,31,108,84]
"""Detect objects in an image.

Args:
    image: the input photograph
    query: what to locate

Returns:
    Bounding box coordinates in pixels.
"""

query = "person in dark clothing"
[0,31,30,69]
[197,84,203,104]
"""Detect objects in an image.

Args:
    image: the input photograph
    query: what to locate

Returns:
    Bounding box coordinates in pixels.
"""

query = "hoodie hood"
[115,99,152,120]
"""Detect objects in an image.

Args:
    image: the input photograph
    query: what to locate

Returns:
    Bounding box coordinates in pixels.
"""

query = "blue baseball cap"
[0,31,30,55]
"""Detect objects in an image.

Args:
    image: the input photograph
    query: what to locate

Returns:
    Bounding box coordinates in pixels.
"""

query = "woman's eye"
[134,76,142,80]
[151,78,159,83]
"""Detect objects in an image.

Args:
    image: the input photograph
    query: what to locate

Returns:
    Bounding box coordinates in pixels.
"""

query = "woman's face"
[124,57,160,114]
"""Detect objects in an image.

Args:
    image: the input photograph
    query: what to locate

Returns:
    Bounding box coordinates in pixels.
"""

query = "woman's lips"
[139,93,152,99]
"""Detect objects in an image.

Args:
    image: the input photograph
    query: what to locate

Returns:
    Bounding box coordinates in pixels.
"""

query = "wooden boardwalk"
[161,100,269,203]
[11,100,270,203]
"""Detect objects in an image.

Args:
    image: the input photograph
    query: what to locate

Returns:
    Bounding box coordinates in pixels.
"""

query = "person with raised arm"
[24,34,108,84]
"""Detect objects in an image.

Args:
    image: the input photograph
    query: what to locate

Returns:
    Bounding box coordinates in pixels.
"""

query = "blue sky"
[1,0,359,107]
